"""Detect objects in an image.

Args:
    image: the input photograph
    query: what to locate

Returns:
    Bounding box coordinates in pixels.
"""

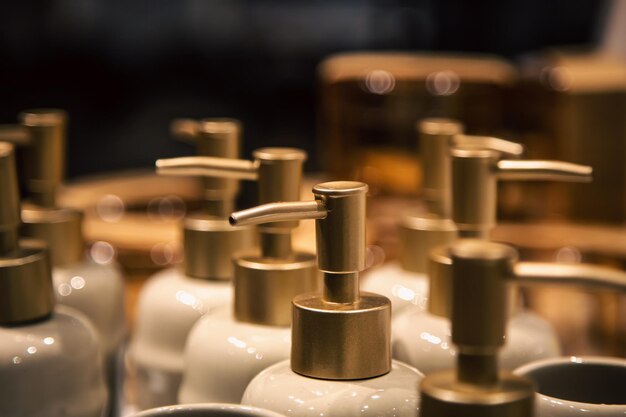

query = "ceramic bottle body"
[130,267,233,409]
[0,305,107,417]
[392,307,561,374]
[242,360,422,417]
[53,258,126,415]
[179,305,291,404]
[362,261,429,316]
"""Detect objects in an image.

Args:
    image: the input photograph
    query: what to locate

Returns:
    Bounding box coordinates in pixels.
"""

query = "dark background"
[0,0,607,177]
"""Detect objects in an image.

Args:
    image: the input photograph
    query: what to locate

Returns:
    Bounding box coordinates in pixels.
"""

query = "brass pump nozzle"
[170,118,243,217]
[452,148,592,238]
[0,109,83,267]
[421,239,626,417]
[0,109,67,208]
[231,181,391,380]
[400,118,524,274]
[158,147,317,325]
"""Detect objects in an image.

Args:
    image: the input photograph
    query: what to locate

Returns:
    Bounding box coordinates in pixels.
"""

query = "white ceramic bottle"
[0,109,126,416]
[393,148,592,374]
[419,239,626,417]
[363,118,523,315]
[173,147,317,404]
[131,119,256,410]
[0,142,107,417]
[238,181,423,417]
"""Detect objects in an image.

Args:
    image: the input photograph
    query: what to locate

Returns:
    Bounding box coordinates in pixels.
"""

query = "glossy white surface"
[132,403,286,417]
[242,360,423,417]
[179,305,291,404]
[54,258,127,415]
[131,267,233,409]
[0,305,107,417]
[392,308,561,374]
[515,356,626,417]
[362,262,429,316]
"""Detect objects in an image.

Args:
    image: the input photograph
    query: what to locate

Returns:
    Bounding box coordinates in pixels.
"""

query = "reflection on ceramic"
[242,360,422,417]
[515,356,626,417]
[362,262,429,316]
[132,403,286,417]
[54,258,126,416]
[0,305,107,417]
[393,308,561,374]
[179,306,291,404]
[131,268,233,410]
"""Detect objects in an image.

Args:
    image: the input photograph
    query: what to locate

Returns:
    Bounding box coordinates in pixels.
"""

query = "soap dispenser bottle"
[363,118,523,315]
[131,119,256,409]
[0,109,126,416]
[0,142,107,417]
[393,149,592,373]
[238,181,423,417]
[419,239,626,417]
[157,148,318,404]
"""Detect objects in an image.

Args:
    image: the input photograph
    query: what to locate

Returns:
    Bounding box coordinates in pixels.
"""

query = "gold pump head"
[420,239,626,417]
[231,181,392,380]
[0,109,83,267]
[0,142,54,325]
[452,148,592,239]
[419,118,524,218]
[157,118,255,280]
[400,118,524,274]
[157,147,317,325]
[426,148,592,317]
[0,109,67,208]
[171,118,242,217]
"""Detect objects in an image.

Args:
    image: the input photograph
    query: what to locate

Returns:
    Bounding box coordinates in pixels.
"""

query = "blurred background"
[0,0,609,176]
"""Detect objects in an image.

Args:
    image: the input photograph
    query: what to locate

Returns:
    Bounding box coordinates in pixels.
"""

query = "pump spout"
[497,160,593,182]
[230,201,326,226]
[156,156,259,180]
[515,262,626,292]
[455,135,524,157]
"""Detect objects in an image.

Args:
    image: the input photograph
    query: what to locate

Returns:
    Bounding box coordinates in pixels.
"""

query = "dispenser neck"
[202,198,233,219]
[260,232,292,259]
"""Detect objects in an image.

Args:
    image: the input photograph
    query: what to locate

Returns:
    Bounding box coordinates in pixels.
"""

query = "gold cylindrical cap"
[18,109,67,208]
[291,290,391,380]
[428,244,520,319]
[197,119,241,214]
[313,181,367,273]
[183,215,256,280]
[451,148,497,238]
[21,204,84,267]
[419,118,464,218]
[420,370,534,417]
[0,240,55,325]
[399,213,457,274]
[171,118,242,217]
[255,148,306,232]
[0,142,20,254]
[234,252,318,326]
[449,240,516,353]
